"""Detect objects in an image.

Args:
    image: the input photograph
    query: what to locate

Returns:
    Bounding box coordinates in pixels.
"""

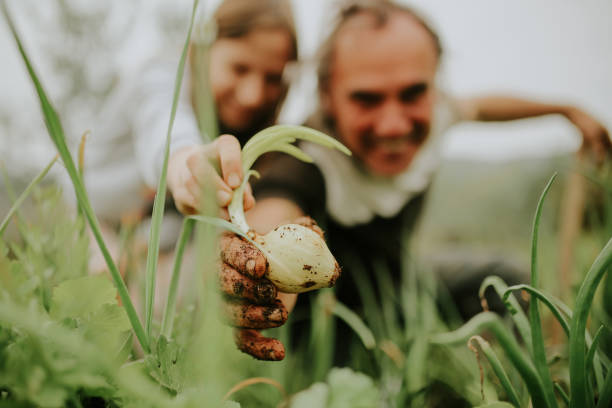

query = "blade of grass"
[504,284,570,337]
[570,236,612,407]
[505,285,606,395]
[373,258,402,341]
[190,18,217,142]
[309,290,336,382]
[586,325,605,396]
[346,256,385,336]
[468,336,521,408]
[76,130,89,230]
[554,382,570,407]
[0,2,149,352]
[160,218,195,338]
[528,173,558,408]
[144,0,200,340]
[332,299,376,350]
[595,364,612,408]
[479,276,532,356]
[431,311,550,408]
[0,161,28,229]
[0,155,57,236]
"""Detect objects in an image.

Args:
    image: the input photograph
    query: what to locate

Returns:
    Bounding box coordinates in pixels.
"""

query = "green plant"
[432,174,612,407]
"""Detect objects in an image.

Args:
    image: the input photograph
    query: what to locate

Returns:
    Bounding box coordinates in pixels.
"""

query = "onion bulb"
[227,125,350,293]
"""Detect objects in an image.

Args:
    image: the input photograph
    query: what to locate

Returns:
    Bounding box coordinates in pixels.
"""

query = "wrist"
[167,146,193,193]
[560,105,578,120]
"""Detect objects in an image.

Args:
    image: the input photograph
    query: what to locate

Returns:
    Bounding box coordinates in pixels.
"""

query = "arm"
[133,58,202,189]
[458,95,611,162]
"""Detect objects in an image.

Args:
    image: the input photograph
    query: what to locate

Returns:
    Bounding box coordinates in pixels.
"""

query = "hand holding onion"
[219,216,334,360]
[218,125,350,360]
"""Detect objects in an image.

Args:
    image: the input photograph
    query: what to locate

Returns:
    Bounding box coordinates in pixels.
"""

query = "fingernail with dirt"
[246,258,256,274]
[267,307,286,323]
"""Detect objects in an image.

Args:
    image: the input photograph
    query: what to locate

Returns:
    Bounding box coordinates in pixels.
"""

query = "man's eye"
[399,83,427,103]
[350,92,383,107]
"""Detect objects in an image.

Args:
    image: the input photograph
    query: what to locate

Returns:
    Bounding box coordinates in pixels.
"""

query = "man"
[183,0,610,361]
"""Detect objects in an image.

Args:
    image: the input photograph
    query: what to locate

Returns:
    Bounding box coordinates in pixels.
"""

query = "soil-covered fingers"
[219,262,277,304]
[219,233,267,279]
[223,298,288,329]
[234,329,285,361]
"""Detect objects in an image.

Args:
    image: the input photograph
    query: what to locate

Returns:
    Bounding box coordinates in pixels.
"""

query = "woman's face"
[209,28,294,133]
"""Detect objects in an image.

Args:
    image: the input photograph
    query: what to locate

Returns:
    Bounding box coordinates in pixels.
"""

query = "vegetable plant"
[0,0,353,406]
[432,174,612,407]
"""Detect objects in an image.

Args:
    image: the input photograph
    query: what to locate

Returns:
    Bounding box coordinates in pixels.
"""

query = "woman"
[136,0,298,216]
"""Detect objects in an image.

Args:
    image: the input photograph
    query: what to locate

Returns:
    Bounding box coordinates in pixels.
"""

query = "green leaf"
[81,303,131,358]
[145,335,184,393]
[479,276,532,356]
[144,0,200,340]
[0,155,57,237]
[0,0,147,352]
[468,336,521,408]
[50,275,117,320]
[290,383,329,408]
[528,173,558,408]
[326,368,380,408]
[570,236,612,407]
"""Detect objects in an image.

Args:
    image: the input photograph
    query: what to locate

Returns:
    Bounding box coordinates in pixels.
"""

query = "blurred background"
[1,0,610,286]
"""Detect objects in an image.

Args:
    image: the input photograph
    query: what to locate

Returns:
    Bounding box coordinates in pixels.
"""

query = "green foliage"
[289,368,380,408]
[0,187,90,308]
[145,335,184,393]
[433,174,612,407]
[50,275,132,360]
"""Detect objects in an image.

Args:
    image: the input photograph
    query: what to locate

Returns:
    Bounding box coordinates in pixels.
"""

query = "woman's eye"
[233,64,249,76]
[265,73,283,86]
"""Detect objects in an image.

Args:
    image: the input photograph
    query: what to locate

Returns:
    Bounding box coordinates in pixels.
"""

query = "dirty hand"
[564,107,611,164]
[218,217,324,361]
[219,232,288,361]
[167,134,255,216]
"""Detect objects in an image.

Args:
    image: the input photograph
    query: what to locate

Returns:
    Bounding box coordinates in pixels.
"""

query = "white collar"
[303,96,460,227]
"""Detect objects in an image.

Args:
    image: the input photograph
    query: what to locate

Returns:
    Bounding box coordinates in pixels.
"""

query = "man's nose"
[236,74,265,108]
[374,102,413,138]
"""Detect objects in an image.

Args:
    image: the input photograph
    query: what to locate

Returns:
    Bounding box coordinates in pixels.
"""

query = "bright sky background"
[1,0,611,171]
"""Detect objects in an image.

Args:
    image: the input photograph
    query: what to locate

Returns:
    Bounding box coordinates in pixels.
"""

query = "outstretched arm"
[458,95,611,163]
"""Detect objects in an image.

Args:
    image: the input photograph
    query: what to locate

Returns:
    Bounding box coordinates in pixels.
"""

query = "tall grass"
[432,173,612,407]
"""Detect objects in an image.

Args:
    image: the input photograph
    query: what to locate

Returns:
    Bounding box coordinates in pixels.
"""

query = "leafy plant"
[432,174,612,407]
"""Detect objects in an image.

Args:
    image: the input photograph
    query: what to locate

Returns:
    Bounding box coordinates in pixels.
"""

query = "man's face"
[209,28,292,133]
[325,13,439,176]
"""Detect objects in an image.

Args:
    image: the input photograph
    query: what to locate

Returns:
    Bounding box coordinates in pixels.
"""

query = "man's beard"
[360,123,428,153]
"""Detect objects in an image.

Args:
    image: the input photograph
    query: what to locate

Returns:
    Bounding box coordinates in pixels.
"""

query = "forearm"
[133,60,202,188]
[464,95,572,123]
[460,94,610,161]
